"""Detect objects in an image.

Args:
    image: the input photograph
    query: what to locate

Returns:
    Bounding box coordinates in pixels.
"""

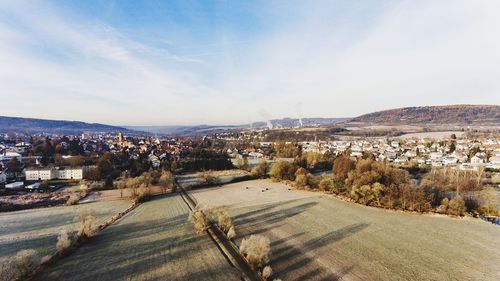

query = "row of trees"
[114,170,174,203]
[269,156,498,216]
[188,205,274,280]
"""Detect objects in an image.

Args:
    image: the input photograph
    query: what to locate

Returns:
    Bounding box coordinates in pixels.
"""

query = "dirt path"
[175,180,261,281]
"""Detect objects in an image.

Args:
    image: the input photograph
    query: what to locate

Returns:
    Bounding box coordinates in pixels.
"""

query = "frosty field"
[0,199,130,264]
[191,179,500,281]
[35,194,241,281]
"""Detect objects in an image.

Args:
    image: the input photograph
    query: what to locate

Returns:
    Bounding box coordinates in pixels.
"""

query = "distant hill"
[0,116,132,135]
[351,105,500,125]
[128,117,350,135]
[251,117,349,129]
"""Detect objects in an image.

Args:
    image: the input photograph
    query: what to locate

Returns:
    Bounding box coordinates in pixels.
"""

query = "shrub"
[56,229,72,253]
[227,226,236,240]
[0,249,39,281]
[66,196,79,206]
[216,207,233,233]
[239,235,271,270]
[75,209,97,240]
[262,265,273,280]
[198,171,219,185]
[333,156,355,182]
[159,171,174,193]
[436,198,449,214]
[269,161,298,181]
[448,196,466,216]
[252,160,268,178]
[188,205,214,234]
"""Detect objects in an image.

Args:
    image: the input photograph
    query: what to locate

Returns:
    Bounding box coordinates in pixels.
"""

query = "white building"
[470,154,485,165]
[25,168,57,181]
[25,167,84,181]
[57,167,83,180]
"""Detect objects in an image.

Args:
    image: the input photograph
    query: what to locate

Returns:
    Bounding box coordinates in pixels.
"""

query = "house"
[470,154,485,165]
[443,156,459,166]
[0,152,22,164]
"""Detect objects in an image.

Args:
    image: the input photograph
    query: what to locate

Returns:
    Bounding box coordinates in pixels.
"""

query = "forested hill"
[351,105,500,124]
[0,116,131,134]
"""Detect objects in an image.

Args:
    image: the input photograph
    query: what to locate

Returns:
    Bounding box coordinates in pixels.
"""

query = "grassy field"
[191,179,500,281]
[0,199,130,263]
[35,194,241,281]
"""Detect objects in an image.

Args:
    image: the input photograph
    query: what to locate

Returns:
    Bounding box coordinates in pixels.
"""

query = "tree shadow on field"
[272,223,368,281]
[233,200,318,237]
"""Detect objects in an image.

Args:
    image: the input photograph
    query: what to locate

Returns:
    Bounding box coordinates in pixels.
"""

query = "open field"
[0,199,130,263]
[35,194,241,281]
[397,131,464,139]
[177,169,251,187]
[191,179,500,281]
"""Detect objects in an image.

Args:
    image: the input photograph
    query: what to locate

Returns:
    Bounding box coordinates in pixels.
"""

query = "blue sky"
[1,0,499,125]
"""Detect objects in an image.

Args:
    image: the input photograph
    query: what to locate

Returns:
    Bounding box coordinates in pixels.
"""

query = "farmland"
[191,179,500,281]
[0,200,130,263]
[35,194,241,281]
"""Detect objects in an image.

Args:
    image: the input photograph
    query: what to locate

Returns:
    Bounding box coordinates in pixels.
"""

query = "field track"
[177,180,261,281]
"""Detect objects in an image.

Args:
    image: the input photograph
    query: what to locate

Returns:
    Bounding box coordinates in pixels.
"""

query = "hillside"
[0,116,131,134]
[128,118,349,136]
[351,105,500,125]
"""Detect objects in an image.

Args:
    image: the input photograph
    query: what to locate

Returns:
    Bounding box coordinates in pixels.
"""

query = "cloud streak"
[0,0,499,125]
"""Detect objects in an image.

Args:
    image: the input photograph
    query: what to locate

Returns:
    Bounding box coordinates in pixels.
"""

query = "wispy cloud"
[0,0,499,125]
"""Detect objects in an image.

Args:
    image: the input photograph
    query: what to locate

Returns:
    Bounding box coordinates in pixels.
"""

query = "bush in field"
[75,209,97,240]
[269,161,298,181]
[333,156,355,182]
[239,235,271,270]
[318,174,343,194]
[114,180,127,198]
[436,198,449,214]
[198,171,219,185]
[159,171,174,194]
[0,249,39,281]
[56,229,72,253]
[252,160,268,178]
[66,195,79,206]
[216,207,233,233]
[227,226,236,240]
[475,187,500,216]
[128,178,151,203]
[236,157,250,171]
[262,265,273,280]
[448,196,466,216]
[188,205,214,234]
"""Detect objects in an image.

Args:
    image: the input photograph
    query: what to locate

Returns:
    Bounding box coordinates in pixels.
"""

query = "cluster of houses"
[300,136,500,170]
[225,134,500,171]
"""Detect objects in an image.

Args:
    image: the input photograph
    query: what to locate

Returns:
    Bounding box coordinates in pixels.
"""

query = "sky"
[1,0,499,126]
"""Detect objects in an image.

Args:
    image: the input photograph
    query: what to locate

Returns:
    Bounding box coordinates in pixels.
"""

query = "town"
[1,128,499,189]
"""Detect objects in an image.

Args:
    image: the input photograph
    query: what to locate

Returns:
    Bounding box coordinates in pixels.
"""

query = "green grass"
[192,179,500,281]
[35,194,241,281]
[0,200,130,263]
